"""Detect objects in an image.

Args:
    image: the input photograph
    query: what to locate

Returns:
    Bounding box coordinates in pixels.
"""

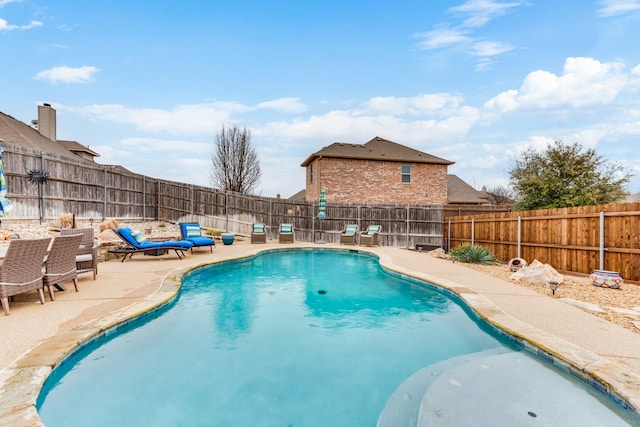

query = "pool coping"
[1,244,639,426]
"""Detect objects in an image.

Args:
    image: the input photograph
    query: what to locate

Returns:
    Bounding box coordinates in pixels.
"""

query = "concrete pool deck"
[1,241,640,426]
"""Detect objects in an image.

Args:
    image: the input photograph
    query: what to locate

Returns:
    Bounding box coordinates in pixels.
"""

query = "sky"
[1,0,640,198]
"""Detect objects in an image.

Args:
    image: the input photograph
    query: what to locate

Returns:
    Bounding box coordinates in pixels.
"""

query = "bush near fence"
[0,142,508,248]
[444,202,640,282]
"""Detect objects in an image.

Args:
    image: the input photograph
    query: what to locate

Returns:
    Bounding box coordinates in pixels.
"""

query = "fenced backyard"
[444,203,640,282]
[0,142,506,248]
[4,142,640,281]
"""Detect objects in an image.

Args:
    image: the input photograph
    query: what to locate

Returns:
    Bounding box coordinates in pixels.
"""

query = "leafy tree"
[209,125,261,194]
[509,141,631,211]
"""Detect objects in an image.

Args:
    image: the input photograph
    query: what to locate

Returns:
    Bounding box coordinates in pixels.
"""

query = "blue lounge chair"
[179,222,216,253]
[112,227,193,262]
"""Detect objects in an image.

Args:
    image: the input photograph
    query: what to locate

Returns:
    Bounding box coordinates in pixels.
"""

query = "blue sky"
[2,0,640,197]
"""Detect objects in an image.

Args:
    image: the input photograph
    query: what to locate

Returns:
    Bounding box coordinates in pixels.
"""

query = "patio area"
[1,240,640,425]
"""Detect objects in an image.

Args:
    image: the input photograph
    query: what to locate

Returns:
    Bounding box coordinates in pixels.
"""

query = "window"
[310,164,313,182]
[401,164,411,183]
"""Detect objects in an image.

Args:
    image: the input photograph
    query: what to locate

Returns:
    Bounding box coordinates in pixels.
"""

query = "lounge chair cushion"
[281,224,292,233]
[131,229,147,244]
[253,224,265,233]
[119,227,193,250]
[367,225,381,235]
[184,225,202,238]
[345,225,357,235]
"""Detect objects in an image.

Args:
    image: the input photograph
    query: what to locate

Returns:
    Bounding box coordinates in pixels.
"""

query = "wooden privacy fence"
[444,202,640,282]
[1,142,506,247]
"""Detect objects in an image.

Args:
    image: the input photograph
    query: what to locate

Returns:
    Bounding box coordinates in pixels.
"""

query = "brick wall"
[305,158,448,204]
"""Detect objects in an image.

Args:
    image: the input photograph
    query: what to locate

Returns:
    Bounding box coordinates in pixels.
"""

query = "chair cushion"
[345,225,357,235]
[280,224,292,233]
[188,236,215,247]
[368,225,381,234]
[159,240,193,249]
[130,229,147,244]
[184,225,202,238]
[253,223,265,233]
[76,254,93,262]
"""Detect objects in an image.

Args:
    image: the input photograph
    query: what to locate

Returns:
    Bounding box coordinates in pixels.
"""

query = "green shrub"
[450,244,498,265]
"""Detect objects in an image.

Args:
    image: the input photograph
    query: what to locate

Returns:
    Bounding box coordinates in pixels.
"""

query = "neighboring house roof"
[0,111,85,159]
[288,189,307,200]
[300,136,454,166]
[447,174,491,204]
[625,192,640,203]
[58,140,100,158]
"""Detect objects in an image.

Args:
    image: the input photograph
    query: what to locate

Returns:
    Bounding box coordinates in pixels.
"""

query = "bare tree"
[485,185,515,206]
[209,125,261,194]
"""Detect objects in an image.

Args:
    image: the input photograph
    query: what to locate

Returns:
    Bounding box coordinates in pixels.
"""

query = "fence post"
[517,216,522,258]
[269,198,273,240]
[599,211,605,270]
[225,191,229,232]
[190,185,194,220]
[103,166,107,220]
[40,151,47,223]
[471,217,475,246]
[447,219,451,252]
[312,201,315,242]
[142,175,146,221]
[406,205,410,249]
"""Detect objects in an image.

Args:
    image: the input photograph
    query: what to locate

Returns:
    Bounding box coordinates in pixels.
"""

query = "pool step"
[416,351,633,427]
[376,348,510,427]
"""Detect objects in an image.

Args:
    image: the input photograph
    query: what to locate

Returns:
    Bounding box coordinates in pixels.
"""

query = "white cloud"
[484,57,628,112]
[35,65,98,84]
[448,0,525,28]
[596,0,640,17]
[364,93,464,116]
[0,17,41,31]
[0,0,24,7]
[256,97,307,113]
[471,40,514,57]
[414,26,472,50]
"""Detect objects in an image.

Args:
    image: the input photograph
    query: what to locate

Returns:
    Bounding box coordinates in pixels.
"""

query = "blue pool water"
[37,249,637,426]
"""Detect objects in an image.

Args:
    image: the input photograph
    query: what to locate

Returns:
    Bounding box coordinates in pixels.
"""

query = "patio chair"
[279,223,294,243]
[360,225,381,247]
[179,222,216,253]
[0,237,51,315]
[112,227,193,262]
[340,224,358,245]
[43,233,83,301]
[251,223,267,244]
[60,228,99,280]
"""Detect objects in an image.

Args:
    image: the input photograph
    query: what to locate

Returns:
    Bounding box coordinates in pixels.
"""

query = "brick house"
[300,136,477,205]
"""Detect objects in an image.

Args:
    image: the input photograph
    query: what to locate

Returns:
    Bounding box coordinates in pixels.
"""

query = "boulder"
[510,259,564,285]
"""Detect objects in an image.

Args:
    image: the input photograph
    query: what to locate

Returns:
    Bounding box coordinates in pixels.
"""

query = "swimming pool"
[37,249,639,426]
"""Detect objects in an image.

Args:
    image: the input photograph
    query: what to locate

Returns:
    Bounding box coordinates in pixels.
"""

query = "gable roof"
[59,139,100,158]
[300,136,454,166]
[0,111,86,160]
[447,174,490,204]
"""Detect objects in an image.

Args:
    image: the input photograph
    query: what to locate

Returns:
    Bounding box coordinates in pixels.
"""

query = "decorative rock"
[605,306,640,318]
[559,298,605,313]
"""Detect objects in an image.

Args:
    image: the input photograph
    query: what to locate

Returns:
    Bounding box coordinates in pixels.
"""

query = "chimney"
[37,103,57,141]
